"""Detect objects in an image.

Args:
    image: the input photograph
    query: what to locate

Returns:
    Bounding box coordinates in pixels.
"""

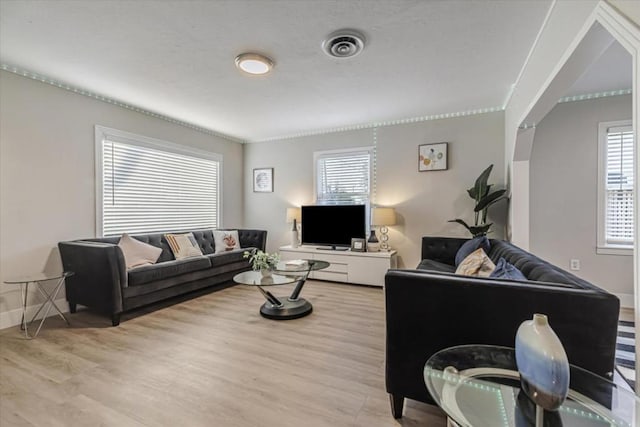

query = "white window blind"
[604,125,634,246]
[98,128,220,237]
[316,149,372,205]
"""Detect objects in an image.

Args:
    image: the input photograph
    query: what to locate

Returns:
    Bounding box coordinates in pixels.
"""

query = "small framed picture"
[419,142,448,171]
[351,238,366,252]
[253,168,274,192]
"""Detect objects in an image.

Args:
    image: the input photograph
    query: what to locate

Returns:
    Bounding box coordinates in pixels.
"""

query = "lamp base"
[291,230,299,248]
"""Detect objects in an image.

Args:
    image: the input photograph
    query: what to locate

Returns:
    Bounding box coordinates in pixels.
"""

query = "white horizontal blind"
[605,125,634,246]
[316,150,371,205]
[102,138,219,236]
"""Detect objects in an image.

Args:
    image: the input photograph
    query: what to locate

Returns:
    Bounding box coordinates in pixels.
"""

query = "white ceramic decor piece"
[515,314,570,411]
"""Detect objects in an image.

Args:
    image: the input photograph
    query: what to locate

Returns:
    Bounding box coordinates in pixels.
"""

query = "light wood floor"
[0,281,446,427]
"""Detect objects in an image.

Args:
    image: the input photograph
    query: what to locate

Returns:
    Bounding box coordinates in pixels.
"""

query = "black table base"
[259,297,312,320]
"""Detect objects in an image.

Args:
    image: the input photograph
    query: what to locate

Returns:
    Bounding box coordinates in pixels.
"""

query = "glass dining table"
[424,344,639,427]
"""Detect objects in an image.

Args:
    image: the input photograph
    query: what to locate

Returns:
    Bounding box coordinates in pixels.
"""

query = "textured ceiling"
[2,0,558,142]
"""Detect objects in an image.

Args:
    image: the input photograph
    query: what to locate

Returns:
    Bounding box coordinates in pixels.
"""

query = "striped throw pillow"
[165,233,203,260]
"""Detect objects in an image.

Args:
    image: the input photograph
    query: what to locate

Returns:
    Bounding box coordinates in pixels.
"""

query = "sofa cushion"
[213,230,241,254]
[490,257,526,280]
[455,236,490,266]
[206,248,248,267]
[128,256,211,286]
[118,233,163,269]
[417,259,456,273]
[455,248,495,277]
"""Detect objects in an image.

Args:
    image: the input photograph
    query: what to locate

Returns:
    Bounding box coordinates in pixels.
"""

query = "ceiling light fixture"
[235,53,274,75]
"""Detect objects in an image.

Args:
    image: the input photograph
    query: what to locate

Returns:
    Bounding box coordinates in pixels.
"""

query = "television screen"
[301,205,366,248]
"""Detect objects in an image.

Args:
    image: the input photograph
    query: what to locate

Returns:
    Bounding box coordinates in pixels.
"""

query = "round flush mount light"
[322,29,366,58]
[235,53,274,75]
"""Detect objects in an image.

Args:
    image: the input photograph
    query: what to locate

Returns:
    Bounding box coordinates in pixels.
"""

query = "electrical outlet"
[570,259,580,271]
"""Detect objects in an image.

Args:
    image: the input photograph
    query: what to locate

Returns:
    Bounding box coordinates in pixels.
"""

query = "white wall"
[0,71,244,318]
[244,112,506,269]
[530,94,633,302]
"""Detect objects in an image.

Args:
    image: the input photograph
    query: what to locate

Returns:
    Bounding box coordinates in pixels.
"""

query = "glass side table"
[3,271,74,339]
[424,344,639,427]
[233,259,329,320]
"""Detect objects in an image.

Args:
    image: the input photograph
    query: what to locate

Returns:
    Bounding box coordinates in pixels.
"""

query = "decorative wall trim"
[503,0,558,109]
[557,88,632,103]
[0,298,69,331]
[252,106,505,143]
[0,63,245,144]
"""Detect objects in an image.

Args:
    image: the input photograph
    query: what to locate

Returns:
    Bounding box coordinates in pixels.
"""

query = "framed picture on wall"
[419,142,448,171]
[253,168,274,192]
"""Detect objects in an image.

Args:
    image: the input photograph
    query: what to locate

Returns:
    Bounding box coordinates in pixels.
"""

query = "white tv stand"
[279,245,398,287]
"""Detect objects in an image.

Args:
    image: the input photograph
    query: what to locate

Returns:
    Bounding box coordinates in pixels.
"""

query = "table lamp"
[286,207,302,248]
[372,207,396,251]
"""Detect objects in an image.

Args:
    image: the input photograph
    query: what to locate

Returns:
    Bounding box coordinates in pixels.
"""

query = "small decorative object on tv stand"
[367,229,380,252]
[286,207,301,248]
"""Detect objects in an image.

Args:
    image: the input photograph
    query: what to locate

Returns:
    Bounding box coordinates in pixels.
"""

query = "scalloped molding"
[2,62,632,145]
[0,63,245,143]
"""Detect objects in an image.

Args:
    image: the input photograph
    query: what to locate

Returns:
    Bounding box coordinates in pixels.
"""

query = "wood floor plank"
[0,281,446,426]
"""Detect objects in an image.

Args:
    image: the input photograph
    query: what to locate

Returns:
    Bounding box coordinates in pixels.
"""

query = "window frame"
[596,120,633,256]
[313,146,374,206]
[94,125,223,237]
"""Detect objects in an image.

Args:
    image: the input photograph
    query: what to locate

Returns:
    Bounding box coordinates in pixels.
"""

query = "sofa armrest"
[58,241,126,315]
[421,236,468,265]
[238,229,267,251]
[384,269,619,404]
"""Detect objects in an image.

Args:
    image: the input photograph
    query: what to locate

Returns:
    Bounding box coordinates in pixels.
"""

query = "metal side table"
[3,271,74,339]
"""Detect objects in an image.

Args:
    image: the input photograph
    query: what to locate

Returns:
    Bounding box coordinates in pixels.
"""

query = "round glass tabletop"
[272,259,330,274]
[424,345,639,427]
[233,271,299,287]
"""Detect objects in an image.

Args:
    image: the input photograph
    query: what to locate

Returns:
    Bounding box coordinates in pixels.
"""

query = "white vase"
[515,313,570,411]
[291,229,299,248]
[260,269,272,278]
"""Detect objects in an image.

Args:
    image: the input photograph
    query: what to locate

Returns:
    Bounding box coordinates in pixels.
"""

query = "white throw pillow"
[455,248,496,278]
[118,233,163,270]
[213,230,241,254]
[165,233,204,260]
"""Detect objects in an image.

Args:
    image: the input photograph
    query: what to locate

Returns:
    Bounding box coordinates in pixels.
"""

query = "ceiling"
[0,0,582,142]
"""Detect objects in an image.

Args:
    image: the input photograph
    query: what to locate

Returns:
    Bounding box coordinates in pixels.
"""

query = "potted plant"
[449,164,507,237]
[243,249,280,277]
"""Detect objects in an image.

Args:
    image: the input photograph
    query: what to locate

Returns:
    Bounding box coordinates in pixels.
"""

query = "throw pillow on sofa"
[118,233,163,269]
[455,236,490,266]
[490,257,526,280]
[455,248,496,277]
[213,230,241,253]
[165,233,204,260]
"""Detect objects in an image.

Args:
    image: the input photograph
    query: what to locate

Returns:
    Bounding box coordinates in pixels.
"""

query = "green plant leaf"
[448,219,472,233]
[467,187,477,200]
[473,164,494,203]
[474,189,507,212]
[469,223,492,237]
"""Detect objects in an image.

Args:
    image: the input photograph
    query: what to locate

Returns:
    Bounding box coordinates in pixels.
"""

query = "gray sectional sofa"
[58,229,266,326]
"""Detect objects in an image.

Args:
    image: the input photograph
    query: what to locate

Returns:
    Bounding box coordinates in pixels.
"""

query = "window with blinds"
[315,148,372,205]
[96,126,221,237]
[598,121,634,252]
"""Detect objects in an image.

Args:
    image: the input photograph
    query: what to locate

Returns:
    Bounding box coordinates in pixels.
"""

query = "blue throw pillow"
[455,236,490,266]
[490,257,526,280]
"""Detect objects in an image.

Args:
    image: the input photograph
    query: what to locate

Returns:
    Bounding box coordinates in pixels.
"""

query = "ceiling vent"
[322,30,366,58]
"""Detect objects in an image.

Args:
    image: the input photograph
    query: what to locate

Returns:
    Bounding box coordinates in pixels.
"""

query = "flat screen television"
[301,204,366,249]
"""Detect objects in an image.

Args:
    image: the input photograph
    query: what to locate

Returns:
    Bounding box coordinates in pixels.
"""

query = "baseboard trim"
[614,293,634,309]
[0,298,69,330]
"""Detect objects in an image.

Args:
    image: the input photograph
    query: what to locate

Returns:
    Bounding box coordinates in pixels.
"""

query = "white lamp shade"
[286,207,302,223]
[372,207,396,226]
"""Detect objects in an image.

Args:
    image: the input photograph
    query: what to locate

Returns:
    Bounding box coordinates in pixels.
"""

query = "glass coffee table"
[233,259,329,320]
[424,345,639,427]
